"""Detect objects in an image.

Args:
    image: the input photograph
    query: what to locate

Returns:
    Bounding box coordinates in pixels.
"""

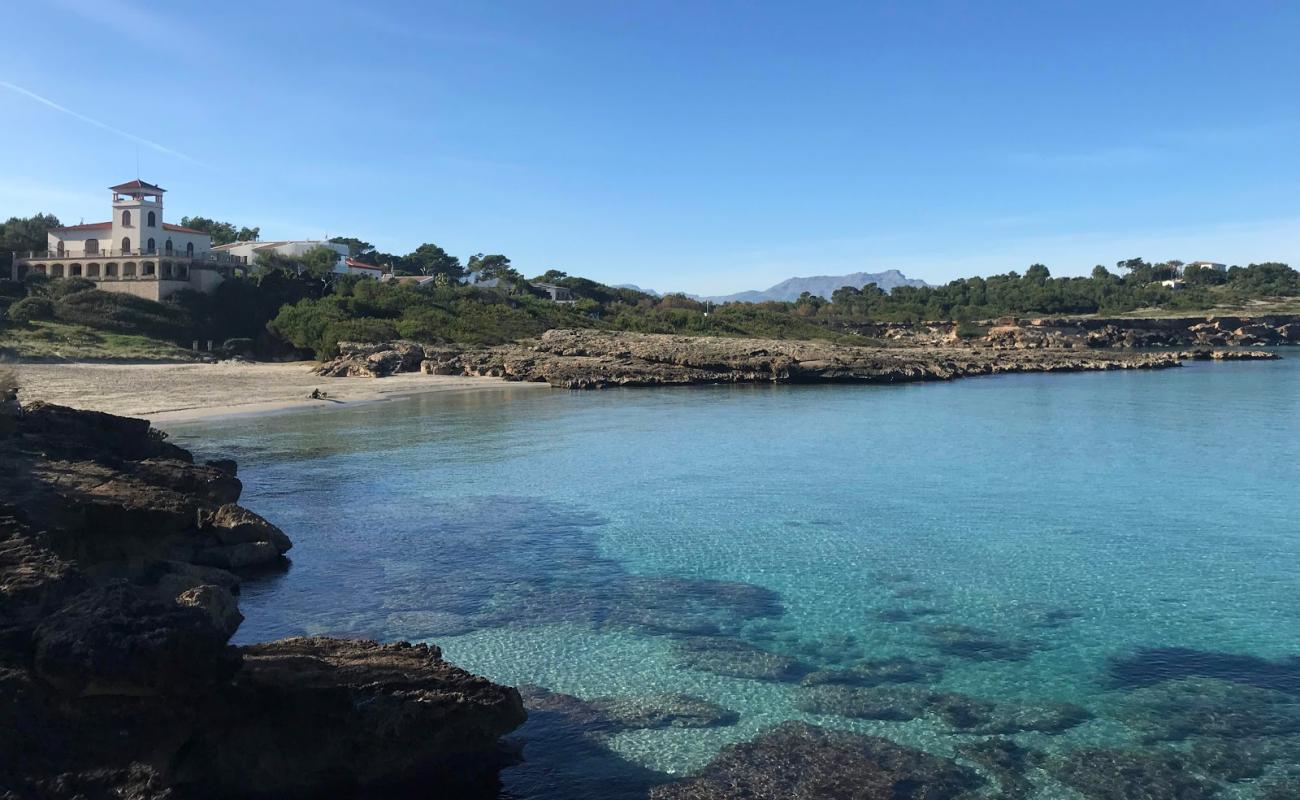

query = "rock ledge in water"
[0,402,526,798]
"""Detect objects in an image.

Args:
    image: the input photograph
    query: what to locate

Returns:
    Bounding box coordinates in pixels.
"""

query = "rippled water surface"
[170,357,1300,798]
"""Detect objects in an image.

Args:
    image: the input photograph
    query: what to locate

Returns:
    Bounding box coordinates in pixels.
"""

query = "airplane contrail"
[0,80,203,166]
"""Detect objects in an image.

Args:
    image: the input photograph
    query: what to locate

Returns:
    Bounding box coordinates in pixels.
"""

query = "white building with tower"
[10,180,243,301]
[9,179,384,299]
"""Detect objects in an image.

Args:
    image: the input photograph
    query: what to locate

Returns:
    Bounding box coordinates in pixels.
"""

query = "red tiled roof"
[109,179,165,192]
[161,223,209,235]
[51,221,111,232]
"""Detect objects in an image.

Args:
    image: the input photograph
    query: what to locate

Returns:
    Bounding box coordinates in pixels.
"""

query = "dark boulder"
[649,721,983,799]
[32,583,240,697]
[672,637,807,682]
[173,637,527,797]
[1047,747,1216,800]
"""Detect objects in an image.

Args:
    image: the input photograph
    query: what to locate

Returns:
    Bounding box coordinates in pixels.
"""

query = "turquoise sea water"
[170,357,1300,798]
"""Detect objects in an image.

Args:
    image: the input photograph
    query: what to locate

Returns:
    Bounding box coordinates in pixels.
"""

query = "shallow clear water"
[170,357,1300,798]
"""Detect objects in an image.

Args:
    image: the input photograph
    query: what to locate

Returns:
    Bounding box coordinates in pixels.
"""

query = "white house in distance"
[11,180,240,301]
[210,240,383,278]
[1186,261,1228,273]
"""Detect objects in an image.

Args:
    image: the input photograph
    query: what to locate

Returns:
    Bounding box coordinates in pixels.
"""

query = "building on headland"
[210,239,341,265]
[1186,261,1227,273]
[342,258,384,277]
[208,240,383,278]
[10,180,241,301]
[382,274,438,287]
[528,281,575,302]
[467,275,576,302]
[9,181,385,299]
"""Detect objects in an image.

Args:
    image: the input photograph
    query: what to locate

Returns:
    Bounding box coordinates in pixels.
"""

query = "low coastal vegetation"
[5,213,1300,360]
[222,256,1300,360]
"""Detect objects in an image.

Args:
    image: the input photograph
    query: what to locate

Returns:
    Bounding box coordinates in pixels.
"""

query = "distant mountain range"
[614,283,661,296]
[699,270,929,303]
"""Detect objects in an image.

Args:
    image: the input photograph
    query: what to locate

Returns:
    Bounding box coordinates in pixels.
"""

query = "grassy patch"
[0,320,202,362]
[1106,297,1300,319]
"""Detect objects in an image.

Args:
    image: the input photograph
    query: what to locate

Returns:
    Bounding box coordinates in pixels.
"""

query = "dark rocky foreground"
[0,402,525,798]
[314,327,1281,388]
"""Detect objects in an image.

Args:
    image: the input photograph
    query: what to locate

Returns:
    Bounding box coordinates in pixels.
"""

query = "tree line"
[3,212,1299,359]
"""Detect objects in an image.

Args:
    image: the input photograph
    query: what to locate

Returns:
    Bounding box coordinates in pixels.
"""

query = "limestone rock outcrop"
[315,318,1289,390]
[0,402,526,798]
[314,340,425,377]
[989,314,1300,350]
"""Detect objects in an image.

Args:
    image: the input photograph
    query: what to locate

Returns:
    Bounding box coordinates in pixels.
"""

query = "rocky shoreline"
[882,313,1300,349]
[315,328,1279,389]
[0,402,525,798]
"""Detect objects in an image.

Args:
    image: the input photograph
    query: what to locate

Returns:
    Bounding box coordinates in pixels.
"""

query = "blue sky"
[3,1,1299,294]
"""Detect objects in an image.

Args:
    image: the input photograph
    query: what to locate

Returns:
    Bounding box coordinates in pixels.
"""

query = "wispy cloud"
[0,80,203,165]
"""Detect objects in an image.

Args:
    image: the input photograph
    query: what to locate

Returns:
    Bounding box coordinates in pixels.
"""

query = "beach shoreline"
[12,360,545,425]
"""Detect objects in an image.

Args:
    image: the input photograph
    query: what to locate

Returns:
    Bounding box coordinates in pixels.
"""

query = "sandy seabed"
[13,361,545,423]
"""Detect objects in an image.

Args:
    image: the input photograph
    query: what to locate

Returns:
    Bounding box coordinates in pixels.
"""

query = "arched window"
[186,242,194,256]
[122,237,131,253]
[147,211,156,227]
[85,239,99,255]
[146,238,156,254]
[165,239,173,255]
[122,210,132,227]
[56,241,64,256]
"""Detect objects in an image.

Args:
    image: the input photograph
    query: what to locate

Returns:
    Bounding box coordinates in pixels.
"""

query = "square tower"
[109,180,165,255]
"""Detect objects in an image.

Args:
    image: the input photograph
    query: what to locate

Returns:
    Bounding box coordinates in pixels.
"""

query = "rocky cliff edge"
[0,401,525,799]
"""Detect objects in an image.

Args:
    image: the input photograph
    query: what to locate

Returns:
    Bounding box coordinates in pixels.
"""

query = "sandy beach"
[12,361,545,423]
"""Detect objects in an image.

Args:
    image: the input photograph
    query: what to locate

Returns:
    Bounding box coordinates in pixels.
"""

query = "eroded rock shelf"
[0,403,526,798]
[314,327,1282,389]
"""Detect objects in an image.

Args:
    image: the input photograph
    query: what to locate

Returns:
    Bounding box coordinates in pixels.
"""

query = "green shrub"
[49,277,96,298]
[0,280,25,299]
[8,296,54,323]
[21,273,50,296]
[324,318,399,349]
[52,290,190,340]
[268,298,349,356]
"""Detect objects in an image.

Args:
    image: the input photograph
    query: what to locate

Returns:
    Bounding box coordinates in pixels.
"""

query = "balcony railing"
[12,250,245,265]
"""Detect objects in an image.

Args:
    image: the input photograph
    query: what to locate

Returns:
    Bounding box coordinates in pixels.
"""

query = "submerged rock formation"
[794,684,1090,734]
[0,402,525,798]
[649,721,983,799]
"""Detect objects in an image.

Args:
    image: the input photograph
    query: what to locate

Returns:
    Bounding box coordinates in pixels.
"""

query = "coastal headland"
[11,315,1288,421]
[316,326,1278,390]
